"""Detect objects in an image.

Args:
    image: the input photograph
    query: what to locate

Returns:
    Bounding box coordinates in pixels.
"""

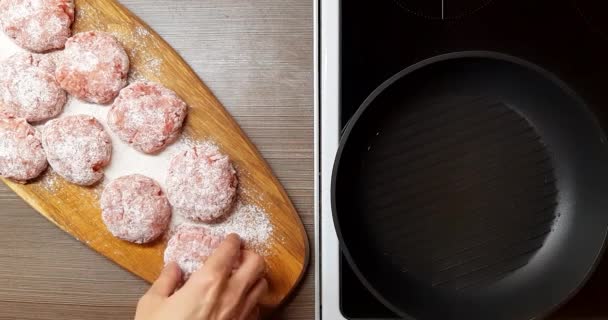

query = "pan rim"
[330,50,608,319]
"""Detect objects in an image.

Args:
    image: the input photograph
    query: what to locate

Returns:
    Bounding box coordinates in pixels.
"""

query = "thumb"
[147,262,182,297]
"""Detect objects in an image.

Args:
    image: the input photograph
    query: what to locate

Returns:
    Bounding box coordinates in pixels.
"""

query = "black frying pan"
[331,51,608,319]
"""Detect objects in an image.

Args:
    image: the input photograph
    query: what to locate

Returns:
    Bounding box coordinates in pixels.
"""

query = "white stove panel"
[316,0,346,318]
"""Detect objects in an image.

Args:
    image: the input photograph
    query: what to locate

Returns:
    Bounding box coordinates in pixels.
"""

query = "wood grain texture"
[0,0,312,318]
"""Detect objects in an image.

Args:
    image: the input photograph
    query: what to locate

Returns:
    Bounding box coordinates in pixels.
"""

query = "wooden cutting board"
[0,0,309,308]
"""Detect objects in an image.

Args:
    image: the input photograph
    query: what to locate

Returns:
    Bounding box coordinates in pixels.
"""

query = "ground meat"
[166,146,238,222]
[101,174,171,244]
[108,81,187,154]
[0,117,47,182]
[0,0,74,52]
[55,31,129,104]
[0,52,66,122]
[164,225,225,278]
[41,115,112,185]
[9,51,56,73]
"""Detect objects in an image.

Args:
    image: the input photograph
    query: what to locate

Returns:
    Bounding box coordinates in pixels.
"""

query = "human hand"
[135,234,268,320]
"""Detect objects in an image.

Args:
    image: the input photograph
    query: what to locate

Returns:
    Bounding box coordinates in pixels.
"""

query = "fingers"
[204,233,242,273]
[231,250,266,294]
[184,233,241,298]
[237,278,268,320]
[146,262,182,297]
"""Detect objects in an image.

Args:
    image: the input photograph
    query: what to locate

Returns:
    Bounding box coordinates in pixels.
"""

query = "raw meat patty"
[55,31,129,104]
[0,117,47,182]
[42,115,112,185]
[0,52,66,122]
[164,225,225,277]
[101,174,171,244]
[108,81,188,154]
[0,0,74,52]
[166,146,238,222]
[9,51,56,73]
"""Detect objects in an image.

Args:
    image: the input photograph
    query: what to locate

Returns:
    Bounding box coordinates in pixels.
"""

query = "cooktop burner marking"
[393,0,494,20]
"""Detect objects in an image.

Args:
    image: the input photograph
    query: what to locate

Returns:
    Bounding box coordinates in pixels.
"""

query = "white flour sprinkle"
[77,51,99,72]
[108,24,163,82]
[128,56,162,82]
[135,26,149,37]
[208,202,273,254]
[0,30,23,60]
[39,171,58,191]
[14,69,53,107]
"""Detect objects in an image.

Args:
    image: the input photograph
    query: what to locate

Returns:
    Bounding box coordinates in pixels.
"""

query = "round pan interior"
[331,52,608,320]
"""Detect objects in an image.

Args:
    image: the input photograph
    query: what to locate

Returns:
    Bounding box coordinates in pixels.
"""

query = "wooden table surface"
[0,0,313,319]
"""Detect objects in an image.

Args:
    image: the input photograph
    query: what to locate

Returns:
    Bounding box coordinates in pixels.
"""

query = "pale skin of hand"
[135,234,268,320]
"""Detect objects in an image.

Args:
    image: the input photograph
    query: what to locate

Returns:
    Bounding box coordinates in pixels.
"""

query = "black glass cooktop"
[338,0,608,319]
